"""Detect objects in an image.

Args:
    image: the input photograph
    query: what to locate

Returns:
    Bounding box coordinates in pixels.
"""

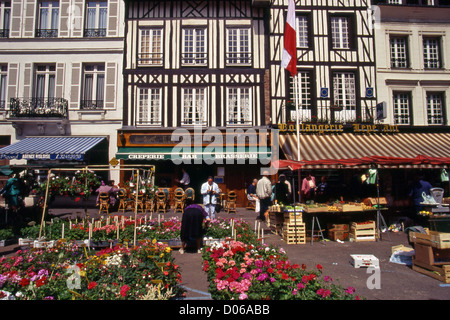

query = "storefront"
[115,129,273,207]
[275,125,450,219]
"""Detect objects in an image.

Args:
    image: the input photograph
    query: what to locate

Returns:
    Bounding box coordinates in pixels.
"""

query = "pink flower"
[120,284,130,297]
[345,286,355,294]
[239,293,248,300]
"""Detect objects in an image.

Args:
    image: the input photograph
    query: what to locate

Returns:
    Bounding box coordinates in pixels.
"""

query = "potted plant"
[0,228,15,246]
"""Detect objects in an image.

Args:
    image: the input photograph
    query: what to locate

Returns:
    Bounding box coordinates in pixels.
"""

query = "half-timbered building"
[118,0,273,204]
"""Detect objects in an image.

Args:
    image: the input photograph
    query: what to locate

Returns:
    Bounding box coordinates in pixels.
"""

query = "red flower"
[35,276,47,288]
[20,278,30,287]
[316,264,323,271]
[301,264,307,270]
[120,285,130,297]
[88,281,97,290]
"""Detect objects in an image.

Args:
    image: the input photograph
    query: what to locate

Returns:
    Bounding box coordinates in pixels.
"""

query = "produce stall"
[269,198,388,245]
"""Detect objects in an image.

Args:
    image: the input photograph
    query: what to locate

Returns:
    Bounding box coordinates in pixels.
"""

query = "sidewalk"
[1,206,450,300]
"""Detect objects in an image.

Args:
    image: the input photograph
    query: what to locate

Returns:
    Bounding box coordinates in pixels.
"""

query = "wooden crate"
[351,220,376,230]
[283,212,303,224]
[328,229,349,241]
[342,204,363,212]
[282,232,306,244]
[409,230,450,249]
[327,224,349,231]
[412,261,450,284]
[283,222,305,234]
[414,243,450,266]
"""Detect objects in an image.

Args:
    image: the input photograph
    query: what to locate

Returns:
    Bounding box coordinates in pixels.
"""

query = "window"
[34,65,56,105]
[296,15,309,48]
[390,37,408,68]
[182,87,206,126]
[84,1,107,37]
[423,38,441,69]
[137,88,161,126]
[387,0,402,4]
[333,72,356,122]
[427,92,444,125]
[226,28,251,65]
[289,72,311,121]
[81,64,105,109]
[36,1,59,38]
[393,92,411,125]
[182,28,207,66]
[227,87,251,126]
[0,65,6,109]
[0,2,10,38]
[331,17,350,49]
[138,28,163,65]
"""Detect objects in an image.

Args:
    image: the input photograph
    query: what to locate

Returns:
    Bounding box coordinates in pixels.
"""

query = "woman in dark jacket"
[180,198,209,254]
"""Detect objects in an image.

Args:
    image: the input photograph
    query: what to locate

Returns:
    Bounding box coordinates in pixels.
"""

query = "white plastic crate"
[350,254,379,268]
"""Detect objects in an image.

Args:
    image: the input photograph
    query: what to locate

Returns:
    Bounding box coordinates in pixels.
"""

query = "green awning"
[116,146,271,161]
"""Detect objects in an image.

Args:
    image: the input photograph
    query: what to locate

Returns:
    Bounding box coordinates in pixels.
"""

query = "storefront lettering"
[278,123,344,134]
[353,124,399,133]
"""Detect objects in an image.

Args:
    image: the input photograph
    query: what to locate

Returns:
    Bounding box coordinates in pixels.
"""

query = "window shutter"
[71,0,84,37]
[23,0,36,38]
[22,63,32,99]
[70,63,81,109]
[7,63,18,108]
[107,0,119,37]
[10,0,22,38]
[56,63,65,98]
[59,0,71,37]
[104,62,116,109]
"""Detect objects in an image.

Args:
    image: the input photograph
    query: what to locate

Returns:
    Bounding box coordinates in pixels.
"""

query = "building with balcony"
[0,0,124,182]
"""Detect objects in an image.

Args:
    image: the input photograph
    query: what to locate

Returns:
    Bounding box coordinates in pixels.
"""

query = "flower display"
[202,240,361,300]
[0,240,183,300]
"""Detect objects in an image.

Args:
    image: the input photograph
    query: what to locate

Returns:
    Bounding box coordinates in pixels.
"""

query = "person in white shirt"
[256,170,272,222]
[201,176,220,219]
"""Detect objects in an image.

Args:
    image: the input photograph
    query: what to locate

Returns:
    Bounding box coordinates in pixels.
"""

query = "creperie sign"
[277,123,399,134]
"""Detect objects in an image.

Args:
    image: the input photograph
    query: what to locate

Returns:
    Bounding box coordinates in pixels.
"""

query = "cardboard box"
[327,224,349,231]
[328,229,349,241]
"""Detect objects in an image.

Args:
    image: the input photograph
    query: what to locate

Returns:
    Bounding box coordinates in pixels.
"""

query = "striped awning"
[279,133,450,168]
[0,136,106,161]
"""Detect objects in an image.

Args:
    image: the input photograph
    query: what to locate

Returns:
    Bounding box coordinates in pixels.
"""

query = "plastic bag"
[389,250,414,266]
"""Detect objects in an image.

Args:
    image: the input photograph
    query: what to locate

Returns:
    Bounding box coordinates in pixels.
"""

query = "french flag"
[281,0,297,77]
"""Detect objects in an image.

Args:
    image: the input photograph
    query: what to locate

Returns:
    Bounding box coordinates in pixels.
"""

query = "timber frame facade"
[270,0,377,126]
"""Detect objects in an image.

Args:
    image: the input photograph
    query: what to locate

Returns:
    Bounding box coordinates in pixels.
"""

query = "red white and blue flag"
[281,0,297,77]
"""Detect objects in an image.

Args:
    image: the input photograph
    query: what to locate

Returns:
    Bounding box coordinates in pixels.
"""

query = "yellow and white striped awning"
[279,132,450,169]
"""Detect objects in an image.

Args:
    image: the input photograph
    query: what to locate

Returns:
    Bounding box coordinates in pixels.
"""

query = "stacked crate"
[349,221,376,242]
[282,212,305,244]
[327,224,349,241]
[410,230,450,283]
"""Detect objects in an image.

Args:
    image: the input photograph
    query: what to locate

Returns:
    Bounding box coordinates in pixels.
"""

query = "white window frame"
[137,87,162,126]
[37,1,59,31]
[390,37,408,68]
[138,28,163,66]
[182,87,207,126]
[34,64,56,101]
[182,28,207,66]
[289,72,312,122]
[333,72,356,122]
[81,64,105,109]
[331,17,350,49]
[226,87,252,126]
[426,92,444,125]
[296,15,309,48]
[85,1,107,35]
[0,2,10,37]
[226,27,251,65]
[0,65,6,109]
[423,38,441,69]
[393,92,411,125]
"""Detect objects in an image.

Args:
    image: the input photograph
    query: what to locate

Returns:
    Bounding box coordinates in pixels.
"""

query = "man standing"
[247,179,260,214]
[201,176,220,219]
[256,170,272,222]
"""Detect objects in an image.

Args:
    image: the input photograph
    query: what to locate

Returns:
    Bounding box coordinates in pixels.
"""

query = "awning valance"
[0,136,106,161]
[116,146,271,161]
[278,132,450,168]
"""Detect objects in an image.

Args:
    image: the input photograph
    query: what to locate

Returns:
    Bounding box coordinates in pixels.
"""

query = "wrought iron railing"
[0,29,9,38]
[35,29,59,38]
[84,28,107,38]
[8,97,68,118]
[80,99,104,110]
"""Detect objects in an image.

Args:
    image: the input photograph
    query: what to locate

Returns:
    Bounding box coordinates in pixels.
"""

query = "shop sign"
[352,124,399,133]
[278,123,344,134]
